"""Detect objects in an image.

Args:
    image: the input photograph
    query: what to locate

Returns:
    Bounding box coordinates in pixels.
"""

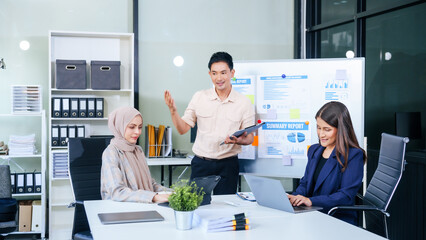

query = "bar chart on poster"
[232,58,365,178]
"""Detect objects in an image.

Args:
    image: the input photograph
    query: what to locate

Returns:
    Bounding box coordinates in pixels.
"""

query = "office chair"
[328,133,409,239]
[0,165,17,240]
[68,137,111,240]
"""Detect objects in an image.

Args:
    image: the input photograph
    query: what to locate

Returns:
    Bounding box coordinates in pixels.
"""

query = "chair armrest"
[328,205,390,217]
[67,200,84,208]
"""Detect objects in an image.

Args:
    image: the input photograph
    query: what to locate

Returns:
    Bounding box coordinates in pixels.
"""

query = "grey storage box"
[91,61,121,90]
[56,59,87,89]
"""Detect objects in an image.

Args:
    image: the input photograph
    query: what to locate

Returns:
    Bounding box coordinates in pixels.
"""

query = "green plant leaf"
[168,180,205,211]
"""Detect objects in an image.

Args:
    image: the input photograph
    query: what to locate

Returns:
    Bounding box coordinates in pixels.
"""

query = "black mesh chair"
[68,137,111,240]
[328,133,409,239]
[0,165,17,240]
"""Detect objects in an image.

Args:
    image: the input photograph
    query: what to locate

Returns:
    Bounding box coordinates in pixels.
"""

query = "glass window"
[365,3,426,148]
[366,0,408,11]
[320,0,356,23]
[319,23,354,58]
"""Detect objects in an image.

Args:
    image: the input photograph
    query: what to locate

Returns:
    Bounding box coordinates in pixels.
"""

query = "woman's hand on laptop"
[288,194,312,207]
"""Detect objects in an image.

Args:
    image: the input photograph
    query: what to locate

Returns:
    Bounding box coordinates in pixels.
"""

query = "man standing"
[164,52,255,194]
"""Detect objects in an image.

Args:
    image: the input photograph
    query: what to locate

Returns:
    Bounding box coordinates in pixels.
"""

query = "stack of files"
[11,85,42,114]
[52,152,69,178]
[145,125,173,157]
[193,209,250,232]
[147,125,156,157]
[156,125,165,156]
[8,134,36,155]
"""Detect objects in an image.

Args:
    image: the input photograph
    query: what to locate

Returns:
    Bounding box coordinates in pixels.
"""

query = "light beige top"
[101,144,171,203]
[182,88,255,159]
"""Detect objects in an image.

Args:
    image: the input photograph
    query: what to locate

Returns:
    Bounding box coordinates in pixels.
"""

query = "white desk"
[84,195,385,240]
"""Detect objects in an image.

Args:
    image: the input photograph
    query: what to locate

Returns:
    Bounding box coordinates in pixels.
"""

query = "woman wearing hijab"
[101,106,171,203]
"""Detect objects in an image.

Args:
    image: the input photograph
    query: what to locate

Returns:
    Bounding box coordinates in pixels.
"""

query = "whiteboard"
[234,58,365,178]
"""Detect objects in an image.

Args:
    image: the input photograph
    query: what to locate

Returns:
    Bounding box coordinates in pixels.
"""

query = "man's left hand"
[224,132,253,145]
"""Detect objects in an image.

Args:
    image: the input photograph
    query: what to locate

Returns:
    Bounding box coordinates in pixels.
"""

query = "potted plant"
[168,180,205,230]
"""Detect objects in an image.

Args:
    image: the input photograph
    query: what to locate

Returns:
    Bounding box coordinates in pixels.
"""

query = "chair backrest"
[0,165,18,234]
[68,137,111,239]
[68,137,111,202]
[0,165,12,198]
[364,133,409,211]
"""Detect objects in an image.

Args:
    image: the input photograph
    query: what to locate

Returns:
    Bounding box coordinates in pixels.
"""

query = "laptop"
[244,175,322,213]
[98,210,164,224]
[158,175,221,207]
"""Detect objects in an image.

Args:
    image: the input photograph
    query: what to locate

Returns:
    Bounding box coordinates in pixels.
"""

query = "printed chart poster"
[231,76,255,104]
[258,121,311,159]
[232,76,256,160]
[324,69,350,104]
[256,75,310,114]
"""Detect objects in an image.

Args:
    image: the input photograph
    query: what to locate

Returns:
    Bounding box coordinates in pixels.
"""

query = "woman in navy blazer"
[288,101,366,225]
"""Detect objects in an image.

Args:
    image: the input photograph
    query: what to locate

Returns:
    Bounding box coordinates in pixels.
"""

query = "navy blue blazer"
[293,144,364,224]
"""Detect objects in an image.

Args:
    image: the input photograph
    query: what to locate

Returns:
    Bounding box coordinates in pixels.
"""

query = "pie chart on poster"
[297,132,305,143]
[287,133,296,143]
[287,132,305,143]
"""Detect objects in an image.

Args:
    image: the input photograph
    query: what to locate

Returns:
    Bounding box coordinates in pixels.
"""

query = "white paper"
[238,145,255,160]
[256,75,311,115]
[258,121,310,159]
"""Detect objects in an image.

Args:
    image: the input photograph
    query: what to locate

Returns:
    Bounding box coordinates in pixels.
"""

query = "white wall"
[0,0,132,154]
[139,0,295,153]
[0,0,295,188]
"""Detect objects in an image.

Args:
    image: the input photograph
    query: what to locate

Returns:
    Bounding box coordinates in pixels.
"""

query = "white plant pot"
[174,210,194,230]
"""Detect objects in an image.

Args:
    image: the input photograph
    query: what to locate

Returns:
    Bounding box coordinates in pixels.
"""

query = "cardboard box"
[31,200,42,232]
[18,200,32,232]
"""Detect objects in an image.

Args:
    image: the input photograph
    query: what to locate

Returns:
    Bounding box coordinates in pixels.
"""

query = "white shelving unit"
[48,31,134,239]
[0,112,47,239]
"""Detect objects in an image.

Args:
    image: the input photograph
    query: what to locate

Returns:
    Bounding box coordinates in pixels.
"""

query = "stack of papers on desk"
[236,192,256,202]
[193,209,250,232]
[8,134,36,155]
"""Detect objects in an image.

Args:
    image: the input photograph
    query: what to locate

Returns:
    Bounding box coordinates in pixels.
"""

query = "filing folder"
[70,98,79,118]
[60,125,68,146]
[34,172,42,193]
[18,200,32,232]
[11,173,16,194]
[25,172,34,193]
[16,173,25,194]
[77,125,85,138]
[52,98,61,118]
[52,125,60,146]
[79,98,87,117]
[87,98,95,117]
[96,98,104,118]
[68,125,76,139]
[31,200,42,231]
[61,98,70,118]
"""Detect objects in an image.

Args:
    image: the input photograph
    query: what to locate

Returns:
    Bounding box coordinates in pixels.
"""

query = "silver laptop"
[98,210,164,224]
[244,175,322,213]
